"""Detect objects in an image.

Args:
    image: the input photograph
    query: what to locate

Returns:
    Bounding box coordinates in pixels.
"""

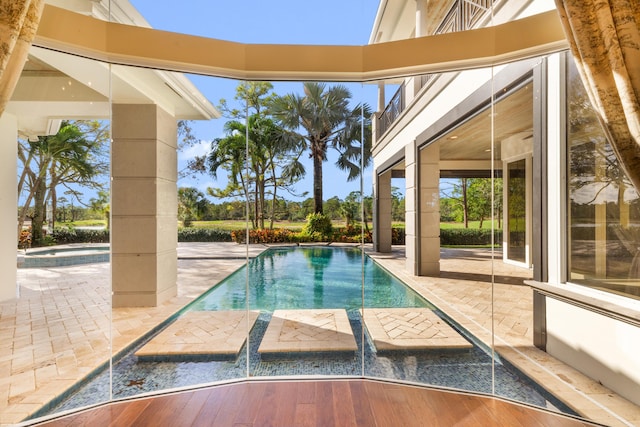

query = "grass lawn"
[61,219,502,232]
[187,220,308,231]
[440,220,501,230]
[57,220,107,228]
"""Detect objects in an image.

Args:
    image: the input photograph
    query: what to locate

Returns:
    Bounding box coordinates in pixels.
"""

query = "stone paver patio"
[1,243,639,427]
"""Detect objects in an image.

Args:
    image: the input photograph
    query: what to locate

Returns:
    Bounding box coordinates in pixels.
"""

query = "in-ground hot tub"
[18,244,110,268]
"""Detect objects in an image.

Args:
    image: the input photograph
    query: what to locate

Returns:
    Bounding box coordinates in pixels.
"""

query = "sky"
[129,0,382,203]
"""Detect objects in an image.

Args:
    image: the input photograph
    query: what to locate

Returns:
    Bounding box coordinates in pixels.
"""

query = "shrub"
[302,213,332,238]
[18,229,31,249]
[392,227,405,245]
[440,228,502,246]
[178,228,232,242]
[231,228,295,244]
[50,228,110,244]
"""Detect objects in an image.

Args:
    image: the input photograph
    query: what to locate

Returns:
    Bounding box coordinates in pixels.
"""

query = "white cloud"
[179,139,211,161]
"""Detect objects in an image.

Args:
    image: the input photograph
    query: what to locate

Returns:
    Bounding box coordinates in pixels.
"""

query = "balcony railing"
[377,0,496,139]
[376,84,404,140]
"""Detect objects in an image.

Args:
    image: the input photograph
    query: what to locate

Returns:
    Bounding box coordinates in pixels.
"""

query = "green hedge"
[178,228,233,242]
[392,228,405,245]
[51,228,110,244]
[440,228,502,246]
[43,226,498,246]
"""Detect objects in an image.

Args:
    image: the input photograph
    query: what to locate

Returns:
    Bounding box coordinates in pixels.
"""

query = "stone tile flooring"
[361,308,472,351]
[1,243,640,427]
[135,310,259,360]
[258,309,357,354]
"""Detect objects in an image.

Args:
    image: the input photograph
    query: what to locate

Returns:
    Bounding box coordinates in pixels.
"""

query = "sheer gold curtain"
[555,0,640,189]
[0,0,44,116]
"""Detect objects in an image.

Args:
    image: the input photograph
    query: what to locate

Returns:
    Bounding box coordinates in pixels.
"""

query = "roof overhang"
[34,5,568,82]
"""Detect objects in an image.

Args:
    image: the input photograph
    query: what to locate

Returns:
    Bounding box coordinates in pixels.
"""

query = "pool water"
[190,246,431,311]
[34,246,578,420]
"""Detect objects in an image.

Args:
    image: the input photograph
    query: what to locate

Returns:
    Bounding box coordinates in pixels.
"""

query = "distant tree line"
[177,188,406,227]
[440,178,503,228]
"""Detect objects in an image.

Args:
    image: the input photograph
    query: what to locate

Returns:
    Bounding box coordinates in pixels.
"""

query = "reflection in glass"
[567,58,640,299]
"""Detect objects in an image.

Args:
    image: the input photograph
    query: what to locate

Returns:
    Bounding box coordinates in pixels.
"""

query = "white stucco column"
[415,0,429,38]
[419,141,440,276]
[0,113,18,301]
[405,143,418,274]
[111,104,178,307]
[375,170,393,253]
[377,82,386,112]
[411,1,430,96]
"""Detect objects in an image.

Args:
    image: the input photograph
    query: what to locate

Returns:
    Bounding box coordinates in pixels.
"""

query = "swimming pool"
[34,246,576,419]
[190,246,431,311]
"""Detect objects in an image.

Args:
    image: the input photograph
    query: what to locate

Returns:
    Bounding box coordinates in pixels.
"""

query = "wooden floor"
[33,379,599,427]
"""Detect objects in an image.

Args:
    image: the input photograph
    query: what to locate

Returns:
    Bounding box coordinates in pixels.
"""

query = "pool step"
[362,308,472,353]
[135,310,259,361]
[258,309,357,356]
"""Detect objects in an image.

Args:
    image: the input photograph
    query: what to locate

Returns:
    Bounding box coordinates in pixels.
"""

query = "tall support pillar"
[0,114,18,301]
[415,0,429,38]
[374,170,393,253]
[419,141,440,276]
[405,143,418,274]
[111,104,178,307]
[410,0,430,96]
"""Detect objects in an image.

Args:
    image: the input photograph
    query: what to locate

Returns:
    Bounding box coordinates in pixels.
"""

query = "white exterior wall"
[373,67,494,169]
[0,114,18,302]
[547,298,640,406]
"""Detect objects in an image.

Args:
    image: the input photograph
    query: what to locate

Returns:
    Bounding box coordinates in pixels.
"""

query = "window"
[567,58,640,300]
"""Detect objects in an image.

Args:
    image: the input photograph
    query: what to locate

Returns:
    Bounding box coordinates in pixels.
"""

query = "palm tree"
[207,114,304,229]
[17,121,107,245]
[270,82,372,214]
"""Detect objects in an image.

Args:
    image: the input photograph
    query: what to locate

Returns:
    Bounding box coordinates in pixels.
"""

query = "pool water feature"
[35,246,578,419]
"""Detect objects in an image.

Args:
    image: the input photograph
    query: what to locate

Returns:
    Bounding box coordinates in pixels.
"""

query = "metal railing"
[377,0,496,139]
[419,0,495,90]
[376,84,404,140]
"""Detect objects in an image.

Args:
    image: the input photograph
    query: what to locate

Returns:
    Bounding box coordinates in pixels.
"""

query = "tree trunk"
[49,164,57,230]
[258,174,265,229]
[462,178,469,228]
[313,149,323,214]
[269,167,277,230]
[32,178,47,246]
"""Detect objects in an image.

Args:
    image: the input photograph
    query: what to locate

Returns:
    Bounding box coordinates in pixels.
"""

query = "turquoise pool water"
[190,246,432,311]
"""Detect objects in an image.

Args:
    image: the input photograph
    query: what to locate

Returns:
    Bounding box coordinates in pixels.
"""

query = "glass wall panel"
[8,48,112,421]
[365,64,500,395]
[567,58,640,300]
[237,80,372,379]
